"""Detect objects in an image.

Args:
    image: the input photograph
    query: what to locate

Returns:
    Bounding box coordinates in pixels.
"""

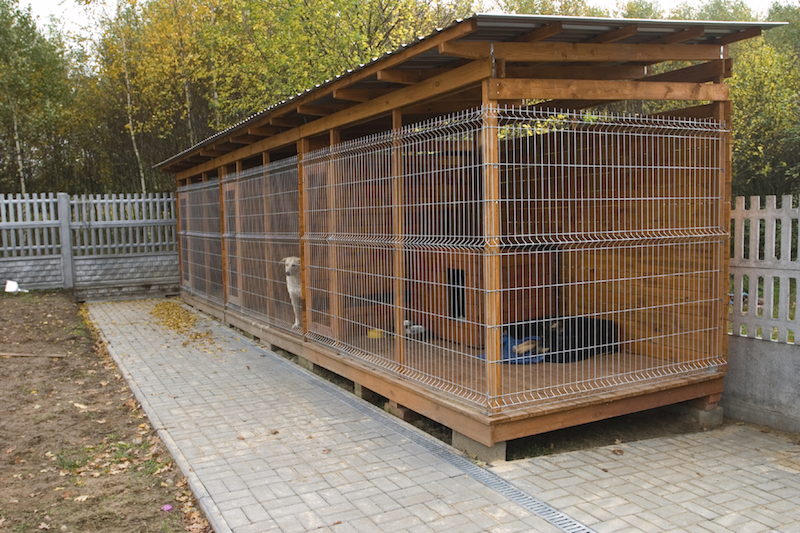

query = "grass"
[54,447,91,471]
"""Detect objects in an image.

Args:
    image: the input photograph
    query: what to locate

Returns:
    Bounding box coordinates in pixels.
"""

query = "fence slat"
[730,195,799,344]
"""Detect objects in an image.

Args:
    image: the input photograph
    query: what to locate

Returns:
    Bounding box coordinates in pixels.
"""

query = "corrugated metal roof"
[158,13,784,172]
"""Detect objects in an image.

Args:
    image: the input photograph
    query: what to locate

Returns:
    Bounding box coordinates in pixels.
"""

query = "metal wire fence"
[179,106,728,414]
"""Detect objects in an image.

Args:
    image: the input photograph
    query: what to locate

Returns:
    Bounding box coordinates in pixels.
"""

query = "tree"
[729,38,800,197]
[500,0,608,16]
[0,0,69,193]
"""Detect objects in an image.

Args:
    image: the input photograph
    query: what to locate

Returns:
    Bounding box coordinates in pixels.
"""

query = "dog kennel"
[161,14,779,452]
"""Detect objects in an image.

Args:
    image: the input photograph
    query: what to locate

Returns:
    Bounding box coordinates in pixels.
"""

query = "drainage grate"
[260,347,596,533]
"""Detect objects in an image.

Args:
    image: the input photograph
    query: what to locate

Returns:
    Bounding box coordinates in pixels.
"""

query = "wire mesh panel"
[304,106,727,414]
[304,110,493,404]
[492,109,727,410]
[223,157,301,333]
[177,180,224,304]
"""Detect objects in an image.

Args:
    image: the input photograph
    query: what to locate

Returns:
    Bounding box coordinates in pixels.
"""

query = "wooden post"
[219,166,229,308]
[297,138,310,335]
[262,152,276,322]
[711,53,732,365]
[328,130,342,343]
[392,109,406,369]
[482,81,502,413]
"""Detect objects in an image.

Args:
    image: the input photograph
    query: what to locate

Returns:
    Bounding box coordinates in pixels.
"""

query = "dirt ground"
[0,291,211,533]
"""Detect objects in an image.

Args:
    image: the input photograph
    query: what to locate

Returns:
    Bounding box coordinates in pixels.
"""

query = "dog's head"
[280,256,301,278]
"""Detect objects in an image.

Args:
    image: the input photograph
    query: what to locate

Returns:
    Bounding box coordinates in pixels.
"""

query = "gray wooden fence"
[0,193,179,300]
[730,195,800,344]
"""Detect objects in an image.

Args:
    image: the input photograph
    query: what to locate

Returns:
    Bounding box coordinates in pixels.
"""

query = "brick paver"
[490,422,800,532]
[88,300,564,533]
[88,300,800,533]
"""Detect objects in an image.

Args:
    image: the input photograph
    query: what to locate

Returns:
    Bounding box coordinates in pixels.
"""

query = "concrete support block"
[295,355,315,372]
[354,383,380,403]
[672,403,724,428]
[384,401,418,422]
[452,431,507,464]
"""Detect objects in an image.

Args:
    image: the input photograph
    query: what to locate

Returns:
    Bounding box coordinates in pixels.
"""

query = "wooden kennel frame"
[160,14,780,451]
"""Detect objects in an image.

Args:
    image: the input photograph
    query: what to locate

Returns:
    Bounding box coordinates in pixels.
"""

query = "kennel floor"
[328,331,710,412]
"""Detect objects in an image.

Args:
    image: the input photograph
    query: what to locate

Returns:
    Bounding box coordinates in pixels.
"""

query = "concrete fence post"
[57,193,74,289]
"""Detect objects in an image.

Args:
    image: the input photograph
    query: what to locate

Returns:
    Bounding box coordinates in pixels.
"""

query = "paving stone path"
[88,300,800,533]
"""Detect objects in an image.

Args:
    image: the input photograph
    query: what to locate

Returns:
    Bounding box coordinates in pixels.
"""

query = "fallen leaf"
[237,436,245,440]
[322,449,331,454]
[37,522,50,530]
[74,495,90,502]
[612,449,624,456]
[73,403,88,410]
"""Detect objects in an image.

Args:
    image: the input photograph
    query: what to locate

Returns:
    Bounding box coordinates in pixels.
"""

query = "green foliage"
[0,0,70,193]
[0,0,798,199]
[729,37,800,197]
[500,0,609,17]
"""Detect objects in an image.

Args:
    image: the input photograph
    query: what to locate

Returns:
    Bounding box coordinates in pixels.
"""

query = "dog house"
[159,14,780,456]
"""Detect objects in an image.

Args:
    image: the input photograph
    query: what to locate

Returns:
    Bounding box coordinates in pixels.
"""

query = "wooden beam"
[647,26,705,45]
[269,116,305,127]
[176,58,493,180]
[296,104,334,117]
[648,103,718,120]
[488,78,728,102]
[247,125,282,137]
[230,134,264,144]
[530,99,606,111]
[712,26,760,45]
[199,148,228,157]
[644,59,732,83]
[438,41,727,63]
[332,88,396,102]
[586,24,638,44]
[505,64,646,80]
[377,68,445,85]
[513,22,562,43]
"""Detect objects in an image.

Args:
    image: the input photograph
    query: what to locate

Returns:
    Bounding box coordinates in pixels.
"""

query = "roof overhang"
[158,13,785,175]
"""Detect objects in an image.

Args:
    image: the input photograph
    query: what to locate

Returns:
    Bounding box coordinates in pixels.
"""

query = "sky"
[22,0,788,32]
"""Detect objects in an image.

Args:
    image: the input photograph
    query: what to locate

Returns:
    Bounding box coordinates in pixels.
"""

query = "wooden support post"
[711,53,732,364]
[392,109,406,370]
[328,129,341,343]
[200,171,212,298]
[482,80,502,414]
[297,138,310,336]
[262,152,276,321]
[219,166,229,308]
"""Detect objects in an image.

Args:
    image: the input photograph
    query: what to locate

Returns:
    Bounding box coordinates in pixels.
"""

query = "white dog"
[280,256,303,329]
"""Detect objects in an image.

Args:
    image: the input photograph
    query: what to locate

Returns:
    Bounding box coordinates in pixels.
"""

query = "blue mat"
[479,334,545,364]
